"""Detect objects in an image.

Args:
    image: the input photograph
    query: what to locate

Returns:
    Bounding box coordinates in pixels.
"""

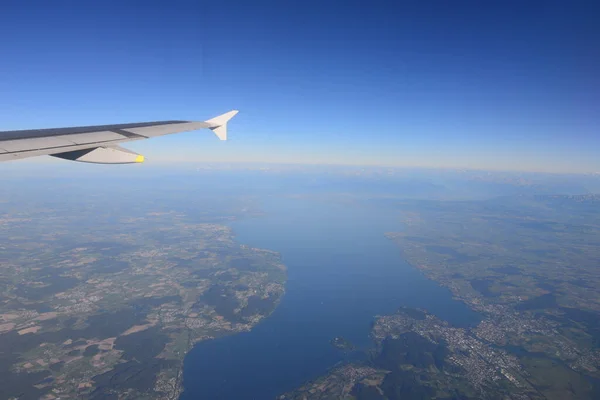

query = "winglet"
[206,110,239,141]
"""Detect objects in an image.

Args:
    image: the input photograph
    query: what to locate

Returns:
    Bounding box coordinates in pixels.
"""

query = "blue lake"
[181,196,480,399]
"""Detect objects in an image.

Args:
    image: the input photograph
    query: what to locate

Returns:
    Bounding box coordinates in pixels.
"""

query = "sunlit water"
[181,197,479,399]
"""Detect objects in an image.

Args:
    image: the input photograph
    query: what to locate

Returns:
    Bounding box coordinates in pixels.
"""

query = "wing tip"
[207,110,239,141]
[206,110,239,126]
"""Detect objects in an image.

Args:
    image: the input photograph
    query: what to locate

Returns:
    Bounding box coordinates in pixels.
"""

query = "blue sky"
[1,0,598,172]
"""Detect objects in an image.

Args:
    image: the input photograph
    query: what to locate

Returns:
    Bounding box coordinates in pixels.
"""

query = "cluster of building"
[373,310,529,391]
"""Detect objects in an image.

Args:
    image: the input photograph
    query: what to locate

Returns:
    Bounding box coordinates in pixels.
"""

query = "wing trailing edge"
[52,145,144,164]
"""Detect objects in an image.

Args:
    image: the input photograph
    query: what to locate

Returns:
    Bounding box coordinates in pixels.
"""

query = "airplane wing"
[0,110,238,164]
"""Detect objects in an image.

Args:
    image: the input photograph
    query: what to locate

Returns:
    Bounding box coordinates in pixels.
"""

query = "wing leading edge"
[0,110,238,164]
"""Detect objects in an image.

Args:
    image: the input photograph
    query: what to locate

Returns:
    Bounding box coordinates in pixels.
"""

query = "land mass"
[331,337,356,351]
[282,194,600,399]
[0,206,286,399]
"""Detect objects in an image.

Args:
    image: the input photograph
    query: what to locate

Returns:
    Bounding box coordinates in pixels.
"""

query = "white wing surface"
[0,110,238,164]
